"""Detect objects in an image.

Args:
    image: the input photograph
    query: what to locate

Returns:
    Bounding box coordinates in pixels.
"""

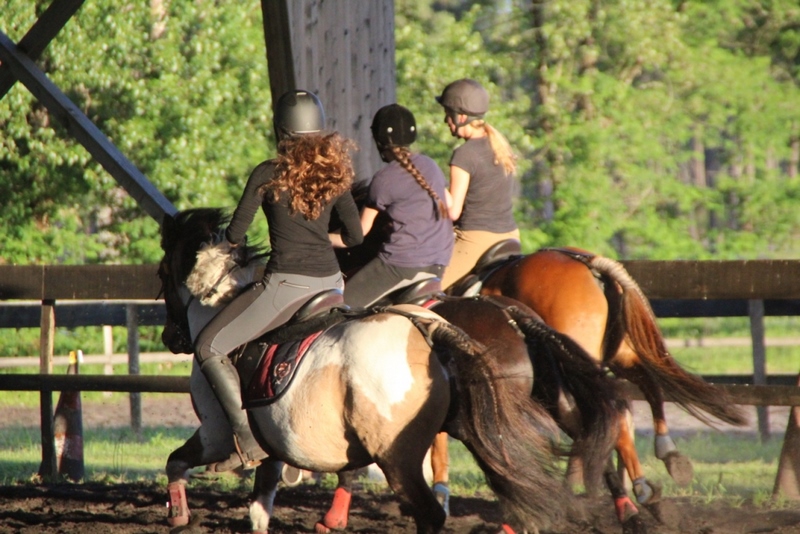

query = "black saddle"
[448,239,522,297]
[373,277,444,307]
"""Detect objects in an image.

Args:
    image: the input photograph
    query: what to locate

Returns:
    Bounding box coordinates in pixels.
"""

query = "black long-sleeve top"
[226,160,363,277]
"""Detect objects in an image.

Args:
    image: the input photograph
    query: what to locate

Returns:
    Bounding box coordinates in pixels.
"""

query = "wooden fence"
[1,261,799,492]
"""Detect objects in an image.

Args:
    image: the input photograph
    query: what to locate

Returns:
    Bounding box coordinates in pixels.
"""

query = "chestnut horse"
[158,208,571,533]
[469,244,748,499]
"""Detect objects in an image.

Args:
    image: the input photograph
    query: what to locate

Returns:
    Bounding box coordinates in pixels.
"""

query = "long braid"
[391,146,448,219]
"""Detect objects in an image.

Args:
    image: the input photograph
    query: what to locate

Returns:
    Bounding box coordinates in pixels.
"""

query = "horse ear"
[160,213,177,248]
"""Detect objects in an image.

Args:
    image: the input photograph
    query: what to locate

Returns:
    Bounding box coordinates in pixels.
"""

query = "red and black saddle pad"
[243,330,323,408]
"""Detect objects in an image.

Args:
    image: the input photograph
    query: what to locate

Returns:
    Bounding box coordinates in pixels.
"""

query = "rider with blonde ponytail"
[339,103,454,307]
[436,78,520,290]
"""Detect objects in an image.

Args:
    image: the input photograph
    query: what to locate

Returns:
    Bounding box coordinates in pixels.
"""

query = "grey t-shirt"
[450,136,517,233]
[368,154,454,268]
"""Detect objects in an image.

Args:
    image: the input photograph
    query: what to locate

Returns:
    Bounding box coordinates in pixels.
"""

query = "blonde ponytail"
[479,121,517,175]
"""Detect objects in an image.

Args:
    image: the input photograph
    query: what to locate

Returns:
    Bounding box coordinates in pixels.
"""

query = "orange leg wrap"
[321,487,352,530]
[166,482,189,527]
[614,495,639,523]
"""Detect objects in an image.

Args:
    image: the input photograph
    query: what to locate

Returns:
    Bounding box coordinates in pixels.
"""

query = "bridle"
[157,255,195,354]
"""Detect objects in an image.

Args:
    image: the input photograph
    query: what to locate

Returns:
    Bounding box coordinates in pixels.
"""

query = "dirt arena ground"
[0,397,798,533]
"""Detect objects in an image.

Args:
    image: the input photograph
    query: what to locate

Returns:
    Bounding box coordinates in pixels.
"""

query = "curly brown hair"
[259,133,356,220]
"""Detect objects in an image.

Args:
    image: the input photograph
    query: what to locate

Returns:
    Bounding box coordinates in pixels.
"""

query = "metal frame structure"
[0,0,396,225]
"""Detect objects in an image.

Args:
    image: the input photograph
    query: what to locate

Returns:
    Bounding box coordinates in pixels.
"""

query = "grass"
[632,431,786,503]
[0,424,197,485]
[669,345,800,375]
[0,411,788,507]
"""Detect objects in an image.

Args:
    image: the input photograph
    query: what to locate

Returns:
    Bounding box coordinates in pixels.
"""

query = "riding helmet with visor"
[273,90,325,139]
[436,78,489,127]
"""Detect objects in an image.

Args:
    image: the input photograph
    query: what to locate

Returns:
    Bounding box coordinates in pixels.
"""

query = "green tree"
[1,1,272,264]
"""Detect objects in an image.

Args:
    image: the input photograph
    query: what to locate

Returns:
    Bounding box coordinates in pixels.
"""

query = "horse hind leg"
[378,449,446,534]
[317,470,356,533]
[611,342,694,488]
[602,458,647,534]
[430,432,451,516]
[249,459,283,534]
[614,406,663,523]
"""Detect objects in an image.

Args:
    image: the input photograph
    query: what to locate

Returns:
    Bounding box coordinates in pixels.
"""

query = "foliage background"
[2,0,800,264]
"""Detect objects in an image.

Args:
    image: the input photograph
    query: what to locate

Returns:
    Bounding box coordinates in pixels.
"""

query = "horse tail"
[429,321,569,531]
[503,305,620,491]
[590,256,747,427]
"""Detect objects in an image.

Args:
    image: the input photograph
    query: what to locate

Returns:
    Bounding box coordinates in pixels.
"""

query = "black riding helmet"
[371,104,417,162]
[273,90,325,140]
[436,78,489,127]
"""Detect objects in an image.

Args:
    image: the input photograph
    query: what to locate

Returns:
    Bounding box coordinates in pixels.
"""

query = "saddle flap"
[244,331,323,408]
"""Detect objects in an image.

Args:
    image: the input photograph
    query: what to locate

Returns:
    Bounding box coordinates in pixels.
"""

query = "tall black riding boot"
[200,355,268,470]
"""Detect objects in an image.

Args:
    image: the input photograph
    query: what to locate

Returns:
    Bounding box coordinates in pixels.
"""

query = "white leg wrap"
[249,486,277,533]
[654,434,677,460]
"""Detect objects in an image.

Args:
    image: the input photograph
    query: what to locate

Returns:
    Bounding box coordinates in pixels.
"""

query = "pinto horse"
[158,208,571,534]
[466,244,748,499]
[319,293,643,534]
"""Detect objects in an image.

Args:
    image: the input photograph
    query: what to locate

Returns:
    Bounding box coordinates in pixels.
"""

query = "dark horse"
[158,208,574,533]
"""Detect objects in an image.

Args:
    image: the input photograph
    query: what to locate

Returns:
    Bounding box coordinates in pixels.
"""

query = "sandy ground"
[1,393,799,533]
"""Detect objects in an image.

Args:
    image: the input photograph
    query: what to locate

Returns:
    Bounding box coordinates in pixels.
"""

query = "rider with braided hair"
[339,103,454,307]
[436,78,521,290]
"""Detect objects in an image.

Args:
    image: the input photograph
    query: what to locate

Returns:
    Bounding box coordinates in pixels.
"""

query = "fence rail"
[2,374,798,406]
[1,261,798,490]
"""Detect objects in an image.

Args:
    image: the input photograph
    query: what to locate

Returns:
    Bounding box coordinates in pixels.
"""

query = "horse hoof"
[281,464,304,487]
[642,500,663,524]
[614,496,639,523]
[622,513,647,534]
[633,478,662,506]
[663,451,693,487]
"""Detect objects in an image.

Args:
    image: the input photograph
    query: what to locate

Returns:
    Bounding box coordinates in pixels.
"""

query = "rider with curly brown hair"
[193,90,363,470]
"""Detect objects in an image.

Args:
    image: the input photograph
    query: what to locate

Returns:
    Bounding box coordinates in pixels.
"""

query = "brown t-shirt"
[450,137,517,233]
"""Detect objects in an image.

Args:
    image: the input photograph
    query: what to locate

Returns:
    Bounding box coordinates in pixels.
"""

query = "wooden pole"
[38,299,57,481]
[103,324,114,397]
[749,299,769,440]
[773,373,800,500]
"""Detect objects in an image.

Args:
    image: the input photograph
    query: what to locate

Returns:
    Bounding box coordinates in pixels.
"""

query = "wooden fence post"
[38,299,57,481]
[103,324,114,397]
[749,299,770,441]
[773,373,800,500]
[126,304,141,435]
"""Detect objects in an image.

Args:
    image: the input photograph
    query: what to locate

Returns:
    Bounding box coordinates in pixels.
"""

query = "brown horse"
[319,293,643,534]
[158,208,573,533]
[472,245,748,499]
